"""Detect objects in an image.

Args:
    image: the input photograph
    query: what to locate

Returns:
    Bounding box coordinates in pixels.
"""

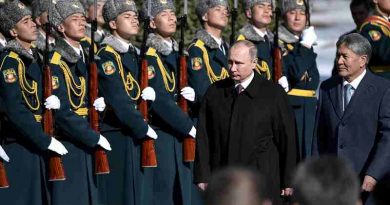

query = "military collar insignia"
[278,24,300,44]
[146,33,178,56]
[238,24,274,42]
[53,38,82,63]
[193,29,220,49]
[101,35,129,53]
[3,40,34,60]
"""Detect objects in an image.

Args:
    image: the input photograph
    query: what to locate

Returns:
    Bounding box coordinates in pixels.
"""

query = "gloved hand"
[44,95,61,110]
[141,87,156,102]
[0,145,10,162]
[93,97,106,112]
[48,137,68,155]
[146,125,158,139]
[300,26,317,48]
[189,126,196,138]
[278,76,289,92]
[181,87,195,102]
[97,135,112,151]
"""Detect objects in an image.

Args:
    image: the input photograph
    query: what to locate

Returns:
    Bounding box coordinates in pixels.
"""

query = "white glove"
[97,135,112,151]
[48,137,68,155]
[189,126,196,138]
[141,87,156,102]
[278,76,289,92]
[300,26,317,48]
[44,95,61,110]
[146,125,158,139]
[93,97,106,112]
[0,145,10,162]
[181,87,195,102]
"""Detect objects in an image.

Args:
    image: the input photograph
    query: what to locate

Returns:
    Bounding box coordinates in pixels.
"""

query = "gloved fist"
[181,87,195,102]
[300,26,317,48]
[189,126,196,138]
[98,135,112,151]
[44,95,61,110]
[146,125,158,139]
[141,87,156,102]
[93,97,106,112]
[278,76,289,93]
[0,145,10,162]
[48,137,68,155]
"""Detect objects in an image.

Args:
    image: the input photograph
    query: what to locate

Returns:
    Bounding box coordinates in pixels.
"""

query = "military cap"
[142,0,175,18]
[49,0,85,27]
[196,0,228,19]
[31,0,52,18]
[80,0,106,9]
[281,0,307,14]
[0,0,32,36]
[244,0,273,10]
[103,0,137,23]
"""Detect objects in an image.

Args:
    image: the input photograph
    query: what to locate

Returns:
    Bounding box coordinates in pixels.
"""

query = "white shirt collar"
[343,69,366,89]
[96,29,105,36]
[235,71,255,89]
[209,33,223,47]
[114,36,134,52]
[252,25,267,38]
[64,39,84,61]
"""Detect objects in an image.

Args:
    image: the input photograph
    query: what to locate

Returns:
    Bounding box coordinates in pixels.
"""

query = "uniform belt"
[34,114,42,122]
[370,66,390,73]
[74,107,89,116]
[288,89,316,97]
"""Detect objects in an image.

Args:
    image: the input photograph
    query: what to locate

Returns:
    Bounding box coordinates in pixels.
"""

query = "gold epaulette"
[105,45,116,53]
[288,89,316,97]
[34,114,42,122]
[360,16,390,38]
[371,66,390,73]
[237,34,246,41]
[8,51,19,59]
[74,107,88,116]
[50,52,62,65]
[146,47,157,56]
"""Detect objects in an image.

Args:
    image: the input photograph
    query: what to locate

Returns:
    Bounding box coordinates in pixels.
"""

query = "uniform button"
[339,144,344,149]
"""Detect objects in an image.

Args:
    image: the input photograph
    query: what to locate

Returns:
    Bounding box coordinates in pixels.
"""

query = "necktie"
[79,50,85,63]
[236,84,244,95]
[219,43,226,55]
[128,45,135,53]
[344,84,354,109]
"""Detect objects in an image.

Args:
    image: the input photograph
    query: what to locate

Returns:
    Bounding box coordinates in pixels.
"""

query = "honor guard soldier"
[237,0,274,80]
[142,0,197,204]
[277,0,319,158]
[81,0,108,44]
[48,1,111,204]
[360,0,390,79]
[0,1,68,204]
[96,1,158,205]
[31,0,56,60]
[188,0,230,120]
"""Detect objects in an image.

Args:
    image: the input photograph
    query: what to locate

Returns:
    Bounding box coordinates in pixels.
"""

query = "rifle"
[178,0,195,162]
[0,159,9,188]
[89,0,110,174]
[273,6,282,83]
[140,0,157,168]
[229,0,238,45]
[44,0,66,181]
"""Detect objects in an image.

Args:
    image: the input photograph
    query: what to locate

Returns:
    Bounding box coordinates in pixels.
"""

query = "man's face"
[150,9,177,38]
[12,15,38,43]
[59,13,86,41]
[374,0,390,14]
[228,45,256,83]
[203,5,229,30]
[350,4,369,28]
[88,2,105,26]
[111,11,139,39]
[336,43,367,82]
[284,9,307,34]
[246,3,273,28]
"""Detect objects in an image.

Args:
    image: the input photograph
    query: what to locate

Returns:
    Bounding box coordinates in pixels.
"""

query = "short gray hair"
[230,40,258,61]
[337,33,372,63]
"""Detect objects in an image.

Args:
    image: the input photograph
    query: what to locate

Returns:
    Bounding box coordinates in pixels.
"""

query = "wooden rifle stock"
[0,160,9,188]
[139,59,157,167]
[43,64,66,181]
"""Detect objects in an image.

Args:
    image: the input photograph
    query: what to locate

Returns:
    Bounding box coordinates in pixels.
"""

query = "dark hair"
[292,156,360,205]
[350,0,370,9]
[337,33,372,65]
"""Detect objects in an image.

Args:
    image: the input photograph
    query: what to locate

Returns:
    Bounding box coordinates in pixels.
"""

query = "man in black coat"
[194,40,297,205]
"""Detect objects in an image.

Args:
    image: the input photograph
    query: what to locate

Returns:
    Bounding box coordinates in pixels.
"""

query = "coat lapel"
[328,78,343,119]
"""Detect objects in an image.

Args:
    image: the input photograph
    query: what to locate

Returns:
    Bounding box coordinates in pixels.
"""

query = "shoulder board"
[194,40,205,48]
[237,34,246,41]
[81,36,92,44]
[104,45,116,54]
[50,52,62,65]
[8,51,19,59]
[360,16,390,31]
[146,47,157,56]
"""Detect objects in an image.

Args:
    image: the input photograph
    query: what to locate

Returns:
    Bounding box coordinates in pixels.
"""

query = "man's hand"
[281,188,293,196]
[141,87,156,102]
[93,97,106,112]
[300,26,317,48]
[0,145,10,162]
[98,135,112,151]
[362,175,377,192]
[197,183,208,191]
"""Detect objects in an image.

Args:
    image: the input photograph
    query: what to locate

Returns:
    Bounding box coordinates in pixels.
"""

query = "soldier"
[277,0,319,159]
[188,0,230,120]
[0,1,68,204]
[47,1,111,204]
[96,0,158,205]
[142,0,197,204]
[81,0,108,44]
[360,0,390,79]
[237,0,274,80]
[31,0,56,59]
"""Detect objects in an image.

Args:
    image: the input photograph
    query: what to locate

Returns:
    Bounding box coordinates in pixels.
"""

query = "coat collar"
[278,24,299,44]
[238,24,274,42]
[146,33,178,56]
[194,29,222,49]
[4,40,35,60]
[223,72,263,99]
[101,35,129,54]
[53,38,82,63]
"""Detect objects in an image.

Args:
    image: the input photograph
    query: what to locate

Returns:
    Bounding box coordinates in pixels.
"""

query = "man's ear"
[202,13,208,22]
[245,9,252,19]
[35,16,42,27]
[9,28,18,38]
[359,55,368,68]
[108,20,117,30]
[149,18,157,29]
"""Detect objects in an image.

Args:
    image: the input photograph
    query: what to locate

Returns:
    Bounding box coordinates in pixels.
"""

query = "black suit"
[194,72,297,205]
